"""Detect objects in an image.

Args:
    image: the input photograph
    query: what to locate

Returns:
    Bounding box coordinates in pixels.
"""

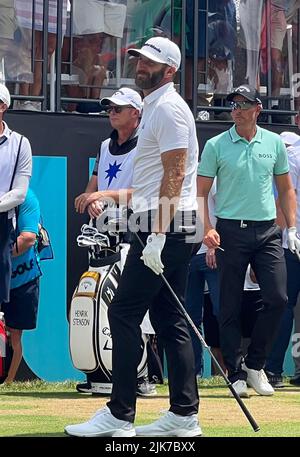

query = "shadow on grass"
[3,383,288,400]
[12,433,67,437]
[273,387,300,393]
[1,391,175,400]
[1,390,243,400]
[0,392,95,399]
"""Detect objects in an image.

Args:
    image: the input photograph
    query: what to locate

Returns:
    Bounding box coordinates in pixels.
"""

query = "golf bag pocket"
[69,272,101,372]
[0,317,7,382]
[0,314,12,383]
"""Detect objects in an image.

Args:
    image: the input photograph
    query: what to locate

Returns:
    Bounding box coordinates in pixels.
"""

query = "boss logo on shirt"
[258,153,273,159]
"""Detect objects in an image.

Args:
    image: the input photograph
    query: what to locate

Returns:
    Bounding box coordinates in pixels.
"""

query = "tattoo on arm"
[160,150,186,200]
[152,149,187,233]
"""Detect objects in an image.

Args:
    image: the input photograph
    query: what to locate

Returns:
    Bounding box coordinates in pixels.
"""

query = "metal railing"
[5,0,300,123]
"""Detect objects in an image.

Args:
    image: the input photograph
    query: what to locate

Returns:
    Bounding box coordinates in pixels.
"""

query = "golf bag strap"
[90,251,121,268]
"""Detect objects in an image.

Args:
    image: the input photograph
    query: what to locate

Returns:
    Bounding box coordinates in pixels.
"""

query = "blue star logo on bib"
[105,161,122,187]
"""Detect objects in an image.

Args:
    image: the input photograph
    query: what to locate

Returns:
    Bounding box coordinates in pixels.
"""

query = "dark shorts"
[2,278,40,330]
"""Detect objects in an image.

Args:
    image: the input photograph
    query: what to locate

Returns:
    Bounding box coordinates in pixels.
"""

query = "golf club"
[134,231,260,433]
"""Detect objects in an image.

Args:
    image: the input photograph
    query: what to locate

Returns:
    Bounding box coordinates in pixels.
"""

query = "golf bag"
[69,223,148,393]
[0,312,12,383]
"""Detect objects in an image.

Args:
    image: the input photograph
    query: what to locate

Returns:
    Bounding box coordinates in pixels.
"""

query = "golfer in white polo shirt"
[0,83,32,307]
[65,37,201,438]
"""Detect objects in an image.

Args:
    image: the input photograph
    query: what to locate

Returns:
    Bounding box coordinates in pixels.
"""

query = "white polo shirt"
[282,144,300,248]
[132,82,198,213]
[0,122,32,199]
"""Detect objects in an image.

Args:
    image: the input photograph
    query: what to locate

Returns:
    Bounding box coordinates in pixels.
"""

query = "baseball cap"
[227,84,262,104]
[128,37,181,70]
[0,83,11,107]
[280,131,300,146]
[100,87,143,112]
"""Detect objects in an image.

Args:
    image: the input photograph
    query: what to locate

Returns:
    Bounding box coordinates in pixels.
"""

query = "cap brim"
[280,131,300,146]
[0,98,9,106]
[227,92,261,103]
[100,96,132,106]
[127,47,167,65]
[227,92,253,102]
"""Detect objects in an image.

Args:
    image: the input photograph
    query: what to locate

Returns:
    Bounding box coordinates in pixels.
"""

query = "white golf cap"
[280,131,300,146]
[0,83,11,107]
[101,87,143,112]
[128,37,181,70]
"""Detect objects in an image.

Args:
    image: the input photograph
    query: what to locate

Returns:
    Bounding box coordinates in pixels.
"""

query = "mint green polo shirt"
[198,126,289,220]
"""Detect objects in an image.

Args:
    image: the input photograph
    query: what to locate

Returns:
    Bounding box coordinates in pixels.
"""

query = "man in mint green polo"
[197,84,300,398]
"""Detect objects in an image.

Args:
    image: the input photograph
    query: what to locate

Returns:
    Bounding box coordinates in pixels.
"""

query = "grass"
[0,378,300,437]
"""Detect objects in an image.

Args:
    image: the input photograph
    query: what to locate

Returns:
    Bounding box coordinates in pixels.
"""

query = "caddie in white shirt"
[74,87,142,218]
[0,83,32,306]
[65,37,201,438]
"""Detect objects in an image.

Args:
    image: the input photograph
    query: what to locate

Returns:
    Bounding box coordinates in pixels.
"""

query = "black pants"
[106,230,199,422]
[216,218,287,383]
[0,213,14,305]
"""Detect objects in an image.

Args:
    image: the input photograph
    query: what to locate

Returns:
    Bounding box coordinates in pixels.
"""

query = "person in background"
[185,178,226,377]
[0,83,32,310]
[265,127,300,387]
[0,0,17,67]
[14,0,68,111]
[198,84,298,398]
[1,188,41,383]
[63,0,127,113]
[74,87,141,217]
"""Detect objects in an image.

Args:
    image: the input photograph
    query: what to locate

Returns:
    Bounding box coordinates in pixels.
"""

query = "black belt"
[217,218,275,229]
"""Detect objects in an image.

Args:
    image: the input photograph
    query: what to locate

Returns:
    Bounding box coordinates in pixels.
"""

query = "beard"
[135,67,165,90]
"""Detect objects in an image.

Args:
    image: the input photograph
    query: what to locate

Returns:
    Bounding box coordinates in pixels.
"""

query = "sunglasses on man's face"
[230,101,258,111]
[106,105,133,114]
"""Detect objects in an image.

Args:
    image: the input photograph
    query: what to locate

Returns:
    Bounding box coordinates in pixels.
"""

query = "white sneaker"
[243,364,274,396]
[91,382,112,395]
[135,411,201,437]
[136,377,157,397]
[64,406,136,437]
[230,380,249,398]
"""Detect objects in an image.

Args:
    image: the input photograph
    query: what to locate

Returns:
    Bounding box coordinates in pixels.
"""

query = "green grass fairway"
[0,378,300,437]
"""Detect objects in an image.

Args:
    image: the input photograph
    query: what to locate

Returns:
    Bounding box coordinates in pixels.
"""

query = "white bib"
[97,138,137,191]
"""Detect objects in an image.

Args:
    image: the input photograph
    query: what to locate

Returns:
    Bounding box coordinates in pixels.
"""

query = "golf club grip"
[227,384,260,432]
[134,231,260,432]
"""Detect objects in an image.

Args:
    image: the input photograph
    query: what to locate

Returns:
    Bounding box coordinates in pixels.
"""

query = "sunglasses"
[230,101,258,111]
[106,105,133,114]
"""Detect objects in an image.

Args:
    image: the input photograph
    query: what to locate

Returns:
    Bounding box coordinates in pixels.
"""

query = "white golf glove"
[287,227,300,260]
[141,233,166,275]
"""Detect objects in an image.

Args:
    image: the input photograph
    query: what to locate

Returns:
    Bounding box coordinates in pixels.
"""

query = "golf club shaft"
[134,231,260,432]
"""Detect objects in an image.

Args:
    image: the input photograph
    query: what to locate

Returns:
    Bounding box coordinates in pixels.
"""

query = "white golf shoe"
[135,411,202,437]
[230,380,249,398]
[243,364,274,396]
[64,406,136,437]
